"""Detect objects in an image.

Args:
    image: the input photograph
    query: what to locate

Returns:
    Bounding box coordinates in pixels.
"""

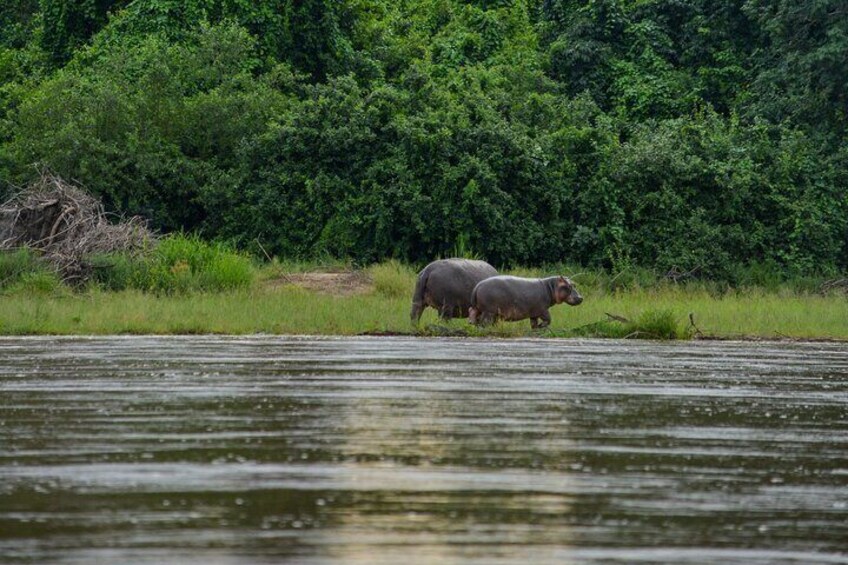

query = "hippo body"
[469,275,583,329]
[410,259,498,324]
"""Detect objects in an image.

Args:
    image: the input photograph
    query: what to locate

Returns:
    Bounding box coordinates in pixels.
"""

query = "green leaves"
[9,23,288,231]
[39,0,128,63]
[0,0,846,278]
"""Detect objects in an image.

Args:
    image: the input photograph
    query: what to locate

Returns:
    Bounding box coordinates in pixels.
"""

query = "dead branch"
[821,278,848,294]
[0,170,156,283]
[605,312,631,324]
[664,265,701,283]
[688,312,704,338]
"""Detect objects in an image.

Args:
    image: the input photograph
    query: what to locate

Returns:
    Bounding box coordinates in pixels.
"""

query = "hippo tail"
[410,266,430,325]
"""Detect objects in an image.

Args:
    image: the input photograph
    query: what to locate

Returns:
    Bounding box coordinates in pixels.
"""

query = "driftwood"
[664,265,701,283]
[821,278,848,294]
[688,312,704,338]
[605,312,631,324]
[0,171,155,282]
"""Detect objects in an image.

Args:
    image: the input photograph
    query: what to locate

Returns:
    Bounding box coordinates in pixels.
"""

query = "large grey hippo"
[410,259,498,324]
[469,275,583,329]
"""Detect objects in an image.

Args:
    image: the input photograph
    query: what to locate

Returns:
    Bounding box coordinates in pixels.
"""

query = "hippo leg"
[479,312,496,326]
[438,304,455,320]
[410,302,424,325]
[537,310,551,328]
[469,307,480,325]
[530,318,540,329]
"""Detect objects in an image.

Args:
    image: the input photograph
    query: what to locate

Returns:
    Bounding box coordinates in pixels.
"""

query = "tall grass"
[369,260,415,298]
[0,249,39,283]
[566,309,688,340]
[0,249,63,294]
[90,234,255,293]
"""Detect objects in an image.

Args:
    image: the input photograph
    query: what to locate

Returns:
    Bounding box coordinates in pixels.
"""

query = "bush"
[199,252,256,291]
[88,253,142,291]
[0,248,61,293]
[730,260,785,290]
[0,248,41,283]
[570,309,687,340]
[8,22,289,232]
[632,309,684,340]
[10,270,63,294]
[90,234,255,293]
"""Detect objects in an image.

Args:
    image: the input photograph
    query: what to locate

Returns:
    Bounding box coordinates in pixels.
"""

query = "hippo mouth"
[566,295,584,306]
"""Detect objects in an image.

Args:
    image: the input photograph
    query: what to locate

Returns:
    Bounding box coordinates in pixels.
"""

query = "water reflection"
[325,353,576,565]
[1,336,847,564]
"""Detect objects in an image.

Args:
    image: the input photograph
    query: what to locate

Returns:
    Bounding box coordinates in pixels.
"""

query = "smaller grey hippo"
[411,258,498,324]
[469,275,583,329]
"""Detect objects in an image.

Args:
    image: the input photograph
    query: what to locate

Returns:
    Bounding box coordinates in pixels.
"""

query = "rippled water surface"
[1,336,847,564]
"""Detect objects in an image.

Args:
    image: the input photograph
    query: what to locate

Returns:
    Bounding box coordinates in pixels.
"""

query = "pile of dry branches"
[821,278,848,294]
[0,171,155,282]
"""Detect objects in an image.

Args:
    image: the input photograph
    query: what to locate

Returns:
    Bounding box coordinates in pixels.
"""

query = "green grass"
[369,260,415,299]
[90,234,256,293]
[0,258,845,339]
[0,248,63,294]
[0,282,845,339]
[0,288,404,335]
[565,309,687,340]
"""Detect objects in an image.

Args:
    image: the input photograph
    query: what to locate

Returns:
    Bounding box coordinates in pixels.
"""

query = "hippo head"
[555,276,583,306]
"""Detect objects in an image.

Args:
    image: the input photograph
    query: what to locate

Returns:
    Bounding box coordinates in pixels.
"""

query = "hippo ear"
[558,276,566,283]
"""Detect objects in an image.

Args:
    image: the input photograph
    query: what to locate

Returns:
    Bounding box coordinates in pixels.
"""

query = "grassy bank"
[0,260,845,339]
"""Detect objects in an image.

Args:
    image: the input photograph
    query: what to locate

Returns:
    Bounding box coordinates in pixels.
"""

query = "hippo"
[469,275,583,329]
[410,259,498,324]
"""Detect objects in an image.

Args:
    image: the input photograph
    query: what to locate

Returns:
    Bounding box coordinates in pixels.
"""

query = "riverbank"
[1,263,846,339]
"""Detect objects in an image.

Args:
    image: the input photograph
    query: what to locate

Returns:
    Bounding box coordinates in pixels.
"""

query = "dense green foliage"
[1,0,846,279]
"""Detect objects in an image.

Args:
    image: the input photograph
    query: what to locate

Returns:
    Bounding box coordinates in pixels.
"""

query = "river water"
[1,336,847,564]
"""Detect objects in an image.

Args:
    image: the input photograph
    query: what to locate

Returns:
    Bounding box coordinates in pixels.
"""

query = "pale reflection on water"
[1,336,847,564]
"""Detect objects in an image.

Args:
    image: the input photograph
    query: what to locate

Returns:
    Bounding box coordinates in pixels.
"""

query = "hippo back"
[411,258,497,322]
[426,259,498,304]
[471,275,552,320]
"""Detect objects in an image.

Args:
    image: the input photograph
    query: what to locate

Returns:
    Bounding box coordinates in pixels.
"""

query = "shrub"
[632,309,683,340]
[88,253,145,291]
[0,248,62,293]
[0,248,41,283]
[10,270,62,294]
[570,309,687,340]
[90,234,255,293]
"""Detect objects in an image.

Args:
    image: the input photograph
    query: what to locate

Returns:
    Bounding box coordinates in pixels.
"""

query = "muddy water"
[1,337,847,564]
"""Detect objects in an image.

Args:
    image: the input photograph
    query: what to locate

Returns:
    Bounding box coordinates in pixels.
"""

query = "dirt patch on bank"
[265,271,373,296]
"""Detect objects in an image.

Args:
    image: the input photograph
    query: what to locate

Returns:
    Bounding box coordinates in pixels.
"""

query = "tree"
[286,0,351,80]
[39,0,129,62]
